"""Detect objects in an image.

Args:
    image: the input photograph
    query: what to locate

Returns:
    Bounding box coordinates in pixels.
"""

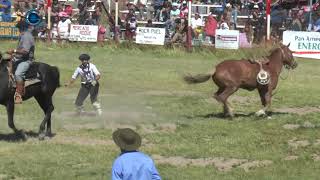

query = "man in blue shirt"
[111,128,162,180]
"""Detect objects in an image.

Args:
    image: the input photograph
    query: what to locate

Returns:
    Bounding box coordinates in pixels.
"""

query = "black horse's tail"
[51,66,61,88]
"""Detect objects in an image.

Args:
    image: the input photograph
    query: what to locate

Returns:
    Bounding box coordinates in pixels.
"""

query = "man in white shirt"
[57,12,72,39]
[65,54,102,116]
[191,13,203,38]
[191,13,203,29]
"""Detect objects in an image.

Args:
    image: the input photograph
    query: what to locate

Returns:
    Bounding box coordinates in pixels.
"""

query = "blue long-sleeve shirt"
[112,151,161,180]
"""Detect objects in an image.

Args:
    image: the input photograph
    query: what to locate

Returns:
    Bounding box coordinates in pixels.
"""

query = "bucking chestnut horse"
[0,53,60,140]
[184,44,297,118]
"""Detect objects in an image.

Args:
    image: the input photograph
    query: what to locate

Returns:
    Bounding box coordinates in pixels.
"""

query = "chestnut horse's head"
[279,43,298,69]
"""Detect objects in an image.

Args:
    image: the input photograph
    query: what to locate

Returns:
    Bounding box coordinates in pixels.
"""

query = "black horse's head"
[280,43,298,69]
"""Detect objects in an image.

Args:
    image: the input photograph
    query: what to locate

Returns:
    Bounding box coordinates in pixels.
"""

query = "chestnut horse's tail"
[183,69,215,84]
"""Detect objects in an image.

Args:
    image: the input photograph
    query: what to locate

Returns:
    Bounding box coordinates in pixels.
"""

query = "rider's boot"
[15,81,24,104]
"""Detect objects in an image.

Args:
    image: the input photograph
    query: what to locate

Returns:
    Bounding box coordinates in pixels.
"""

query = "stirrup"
[14,93,23,104]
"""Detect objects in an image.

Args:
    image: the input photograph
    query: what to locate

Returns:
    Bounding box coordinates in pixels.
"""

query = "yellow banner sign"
[0,22,20,38]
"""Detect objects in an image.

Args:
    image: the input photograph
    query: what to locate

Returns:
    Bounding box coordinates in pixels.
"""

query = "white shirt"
[58,19,71,34]
[191,17,203,29]
[72,63,100,84]
[220,22,229,30]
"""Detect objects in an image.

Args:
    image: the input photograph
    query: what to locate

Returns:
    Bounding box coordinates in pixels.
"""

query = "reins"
[272,47,294,96]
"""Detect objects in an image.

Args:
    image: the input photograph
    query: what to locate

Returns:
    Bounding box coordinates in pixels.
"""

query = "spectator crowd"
[0,0,319,45]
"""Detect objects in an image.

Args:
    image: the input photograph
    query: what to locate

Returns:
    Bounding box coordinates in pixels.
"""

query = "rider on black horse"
[6,18,35,104]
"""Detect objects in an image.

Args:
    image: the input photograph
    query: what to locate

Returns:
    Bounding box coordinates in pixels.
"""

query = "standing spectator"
[111,128,161,180]
[108,9,123,38]
[126,16,137,41]
[92,2,102,24]
[65,54,102,116]
[203,14,217,44]
[57,12,72,40]
[98,24,106,46]
[153,0,164,21]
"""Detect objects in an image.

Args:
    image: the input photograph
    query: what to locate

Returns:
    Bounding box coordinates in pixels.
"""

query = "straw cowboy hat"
[112,128,142,151]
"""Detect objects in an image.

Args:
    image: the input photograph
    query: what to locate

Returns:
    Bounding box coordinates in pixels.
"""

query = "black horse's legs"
[6,101,18,132]
[35,94,54,139]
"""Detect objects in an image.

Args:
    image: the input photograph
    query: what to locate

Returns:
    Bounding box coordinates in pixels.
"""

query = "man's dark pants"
[75,82,99,107]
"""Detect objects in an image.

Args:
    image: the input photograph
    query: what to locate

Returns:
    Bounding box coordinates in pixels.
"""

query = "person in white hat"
[57,11,71,40]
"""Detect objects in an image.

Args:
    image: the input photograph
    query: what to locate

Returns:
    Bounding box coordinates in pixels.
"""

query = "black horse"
[0,53,60,140]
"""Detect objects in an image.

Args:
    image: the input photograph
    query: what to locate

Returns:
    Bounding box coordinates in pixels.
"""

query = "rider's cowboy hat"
[112,128,141,151]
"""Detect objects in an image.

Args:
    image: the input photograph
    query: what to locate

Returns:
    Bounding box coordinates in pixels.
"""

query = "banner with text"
[136,27,165,45]
[0,22,19,38]
[215,30,240,49]
[69,25,98,42]
[283,31,320,59]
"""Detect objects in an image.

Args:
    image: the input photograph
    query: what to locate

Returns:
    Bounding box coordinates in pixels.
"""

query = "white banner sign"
[69,25,98,42]
[283,31,320,59]
[136,27,165,45]
[215,30,240,49]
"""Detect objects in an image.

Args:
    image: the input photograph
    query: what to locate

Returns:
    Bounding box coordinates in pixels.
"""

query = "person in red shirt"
[203,14,218,44]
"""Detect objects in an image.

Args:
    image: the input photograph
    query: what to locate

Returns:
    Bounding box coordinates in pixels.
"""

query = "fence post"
[266,0,271,41]
[187,0,192,52]
[114,0,120,43]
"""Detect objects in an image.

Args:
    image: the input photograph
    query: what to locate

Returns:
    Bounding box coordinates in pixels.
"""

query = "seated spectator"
[84,13,96,25]
[179,1,188,18]
[170,2,180,19]
[313,15,320,32]
[203,15,217,44]
[133,0,147,20]
[164,2,180,37]
[64,1,73,17]
[219,17,229,30]
[51,16,59,41]
[171,18,188,43]
[159,5,170,22]
[291,13,302,31]
[111,128,161,180]
[145,19,154,27]
[0,0,12,22]
[191,13,203,38]
[57,12,72,40]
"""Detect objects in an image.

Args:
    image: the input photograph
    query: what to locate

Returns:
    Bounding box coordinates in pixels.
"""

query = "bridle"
[279,47,295,69]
